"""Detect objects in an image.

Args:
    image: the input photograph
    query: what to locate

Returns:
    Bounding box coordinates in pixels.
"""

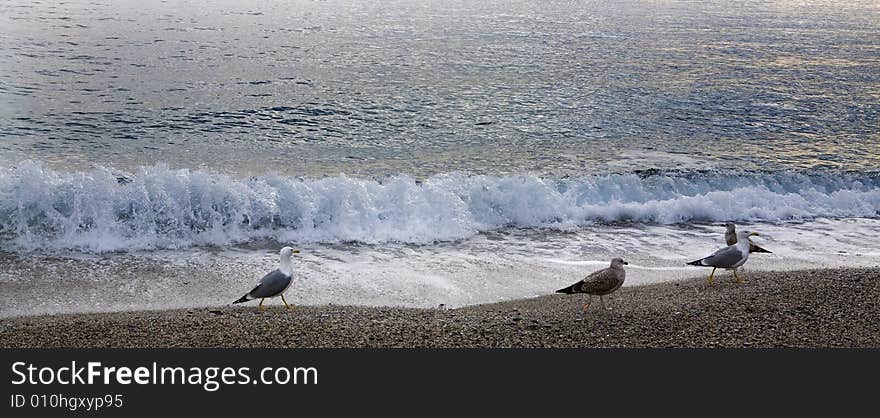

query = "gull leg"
[708,268,716,285]
[733,269,744,284]
[258,298,265,310]
[281,294,291,310]
[600,295,607,310]
[583,295,592,312]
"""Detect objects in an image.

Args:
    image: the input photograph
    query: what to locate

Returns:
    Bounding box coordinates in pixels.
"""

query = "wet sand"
[1,268,878,348]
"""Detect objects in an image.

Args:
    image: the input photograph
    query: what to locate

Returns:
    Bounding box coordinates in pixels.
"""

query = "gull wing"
[749,241,772,253]
[247,269,293,299]
[579,267,621,294]
[699,245,745,268]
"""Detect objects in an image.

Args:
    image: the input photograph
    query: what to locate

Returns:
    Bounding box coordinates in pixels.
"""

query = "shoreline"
[1,267,878,348]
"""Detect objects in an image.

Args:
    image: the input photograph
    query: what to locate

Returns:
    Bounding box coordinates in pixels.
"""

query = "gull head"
[611,257,628,268]
[279,247,300,259]
[736,230,759,242]
[724,222,736,233]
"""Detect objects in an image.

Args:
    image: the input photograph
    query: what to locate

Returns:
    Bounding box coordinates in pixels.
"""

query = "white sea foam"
[1,161,879,252]
[5,219,880,317]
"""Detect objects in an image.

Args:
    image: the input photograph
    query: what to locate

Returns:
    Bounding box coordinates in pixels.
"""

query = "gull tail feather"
[556,283,578,294]
[232,294,252,304]
[686,259,704,266]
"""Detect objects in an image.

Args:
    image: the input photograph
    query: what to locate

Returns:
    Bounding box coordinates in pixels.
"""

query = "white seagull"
[688,230,760,284]
[233,247,300,310]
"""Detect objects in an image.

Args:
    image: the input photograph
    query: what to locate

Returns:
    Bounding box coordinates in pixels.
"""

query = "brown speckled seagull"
[556,258,627,311]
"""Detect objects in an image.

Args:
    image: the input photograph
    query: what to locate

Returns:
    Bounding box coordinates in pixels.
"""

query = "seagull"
[556,258,627,311]
[233,247,300,310]
[724,222,771,253]
[688,230,759,284]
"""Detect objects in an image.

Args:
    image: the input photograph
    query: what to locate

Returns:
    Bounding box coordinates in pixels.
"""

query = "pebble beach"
[2,268,877,348]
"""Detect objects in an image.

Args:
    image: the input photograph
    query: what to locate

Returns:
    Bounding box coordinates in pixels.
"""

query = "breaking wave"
[1,161,879,252]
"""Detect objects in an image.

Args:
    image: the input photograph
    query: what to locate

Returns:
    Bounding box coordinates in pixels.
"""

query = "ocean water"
[1,0,879,316]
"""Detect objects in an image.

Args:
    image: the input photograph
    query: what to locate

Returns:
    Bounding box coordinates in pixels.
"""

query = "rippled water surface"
[2,0,878,176]
[2,0,879,315]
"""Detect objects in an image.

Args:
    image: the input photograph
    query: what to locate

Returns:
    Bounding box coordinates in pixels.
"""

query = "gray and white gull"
[234,247,300,310]
[688,230,760,284]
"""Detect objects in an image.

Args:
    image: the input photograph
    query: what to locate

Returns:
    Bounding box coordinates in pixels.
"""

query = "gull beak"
[623,261,629,265]
[292,249,301,254]
[749,232,760,237]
